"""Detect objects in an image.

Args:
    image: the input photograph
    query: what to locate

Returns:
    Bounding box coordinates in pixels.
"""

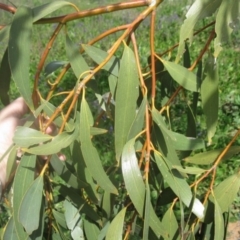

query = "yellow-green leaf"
[213,196,224,240]
[162,60,197,92]
[213,172,240,213]
[115,45,139,162]
[214,0,239,57]
[122,139,167,238]
[162,208,178,240]
[184,145,240,165]
[106,207,126,240]
[201,54,219,145]
[8,6,34,110]
[32,1,74,22]
[66,34,90,79]
[19,176,43,235]
[82,44,119,76]
[176,0,222,60]
[23,130,78,155]
[154,151,204,219]
[13,154,36,240]
[13,126,52,148]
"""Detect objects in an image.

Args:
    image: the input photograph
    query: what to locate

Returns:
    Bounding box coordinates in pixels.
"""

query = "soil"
[227,221,240,240]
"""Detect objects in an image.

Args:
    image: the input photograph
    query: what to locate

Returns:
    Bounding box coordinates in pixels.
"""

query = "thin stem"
[36,0,150,24]
[150,9,156,100]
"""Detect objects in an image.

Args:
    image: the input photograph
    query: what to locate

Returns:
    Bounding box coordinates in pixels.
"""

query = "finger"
[0,97,29,121]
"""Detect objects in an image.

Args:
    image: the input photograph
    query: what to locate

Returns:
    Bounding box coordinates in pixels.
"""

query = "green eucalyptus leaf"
[127,97,147,140]
[19,175,44,235]
[90,127,108,136]
[80,98,117,194]
[6,146,17,182]
[59,184,100,221]
[13,154,36,240]
[115,45,139,161]
[66,34,90,79]
[162,208,179,240]
[32,1,74,22]
[162,60,197,92]
[201,55,219,145]
[13,126,52,148]
[213,196,224,240]
[143,183,150,240]
[0,48,11,105]
[172,165,206,175]
[2,217,18,240]
[0,25,10,42]
[44,61,68,77]
[64,200,81,231]
[71,140,99,203]
[108,74,117,98]
[214,0,240,57]
[23,129,78,155]
[50,154,88,188]
[53,210,67,229]
[106,207,126,240]
[212,172,240,213]
[152,111,181,166]
[84,219,100,240]
[154,151,204,219]
[8,6,34,110]
[81,141,117,194]
[184,145,240,165]
[176,0,222,60]
[82,44,119,76]
[122,139,167,238]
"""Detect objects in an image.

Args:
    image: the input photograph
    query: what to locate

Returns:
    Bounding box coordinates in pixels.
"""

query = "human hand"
[0,97,28,190]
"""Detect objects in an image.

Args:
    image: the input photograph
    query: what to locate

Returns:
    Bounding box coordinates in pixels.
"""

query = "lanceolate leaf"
[82,44,119,76]
[66,34,90,79]
[8,6,34,110]
[50,154,88,188]
[22,130,78,155]
[172,165,206,175]
[32,1,75,22]
[13,126,52,148]
[19,175,44,235]
[0,25,10,42]
[64,200,81,231]
[143,183,150,240]
[162,60,197,92]
[115,44,139,162]
[127,97,147,140]
[176,0,222,60]
[201,55,219,145]
[154,151,204,219]
[44,61,68,77]
[79,98,117,194]
[213,196,224,240]
[161,208,178,240]
[214,0,240,57]
[3,217,18,240]
[184,145,240,165]
[0,48,11,105]
[106,207,126,240]
[212,172,240,213]
[84,219,100,240]
[122,139,167,238]
[13,154,36,240]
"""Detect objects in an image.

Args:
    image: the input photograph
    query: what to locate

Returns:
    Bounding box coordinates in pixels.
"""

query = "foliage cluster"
[0,0,240,239]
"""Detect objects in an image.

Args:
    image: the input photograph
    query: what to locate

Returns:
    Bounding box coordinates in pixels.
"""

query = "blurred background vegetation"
[0,0,239,229]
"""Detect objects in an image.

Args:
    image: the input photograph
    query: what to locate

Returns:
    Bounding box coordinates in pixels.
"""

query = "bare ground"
[227,221,240,240]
